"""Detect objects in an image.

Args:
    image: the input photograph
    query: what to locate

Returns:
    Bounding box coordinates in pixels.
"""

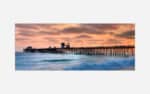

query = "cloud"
[16,37,30,41]
[38,31,60,35]
[18,31,35,37]
[75,35,92,39]
[60,24,130,35]
[61,25,106,34]
[16,24,134,37]
[15,24,38,30]
[81,24,118,30]
[44,37,59,43]
[115,30,135,39]
[100,38,124,46]
[15,24,135,51]
[106,38,122,44]
[87,39,104,42]
[60,37,72,41]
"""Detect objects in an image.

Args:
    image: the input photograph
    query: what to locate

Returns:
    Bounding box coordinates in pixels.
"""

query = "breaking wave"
[16,52,135,70]
[65,57,134,70]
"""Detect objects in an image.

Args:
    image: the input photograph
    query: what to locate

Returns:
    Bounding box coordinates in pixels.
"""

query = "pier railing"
[57,46,134,56]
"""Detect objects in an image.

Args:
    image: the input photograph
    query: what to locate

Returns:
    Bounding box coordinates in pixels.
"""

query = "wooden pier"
[24,46,135,56]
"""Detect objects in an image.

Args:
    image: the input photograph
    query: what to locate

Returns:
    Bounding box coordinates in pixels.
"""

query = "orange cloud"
[15,23,135,51]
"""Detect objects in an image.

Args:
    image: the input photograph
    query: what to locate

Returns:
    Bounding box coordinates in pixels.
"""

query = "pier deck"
[24,46,134,56]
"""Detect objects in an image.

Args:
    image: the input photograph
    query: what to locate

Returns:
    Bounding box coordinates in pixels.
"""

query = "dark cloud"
[81,24,118,30]
[115,30,135,39]
[60,24,125,35]
[15,24,38,30]
[16,24,133,37]
[61,26,105,34]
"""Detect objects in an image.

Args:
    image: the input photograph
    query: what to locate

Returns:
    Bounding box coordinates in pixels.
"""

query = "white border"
[0,0,149,94]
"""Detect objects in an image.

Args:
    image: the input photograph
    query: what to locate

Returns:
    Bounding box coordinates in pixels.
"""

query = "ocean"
[15,52,135,70]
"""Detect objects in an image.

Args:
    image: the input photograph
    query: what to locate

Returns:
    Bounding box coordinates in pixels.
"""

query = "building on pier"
[61,42,65,48]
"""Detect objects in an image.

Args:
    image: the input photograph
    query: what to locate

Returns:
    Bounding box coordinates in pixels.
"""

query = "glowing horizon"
[15,23,135,51]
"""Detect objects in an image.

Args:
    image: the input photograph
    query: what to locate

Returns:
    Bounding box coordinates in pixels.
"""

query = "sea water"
[15,52,135,70]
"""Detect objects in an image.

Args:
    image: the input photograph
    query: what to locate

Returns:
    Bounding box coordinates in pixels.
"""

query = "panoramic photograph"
[15,23,135,70]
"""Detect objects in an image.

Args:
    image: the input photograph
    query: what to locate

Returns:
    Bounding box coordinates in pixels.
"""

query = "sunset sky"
[15,24,135,51]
